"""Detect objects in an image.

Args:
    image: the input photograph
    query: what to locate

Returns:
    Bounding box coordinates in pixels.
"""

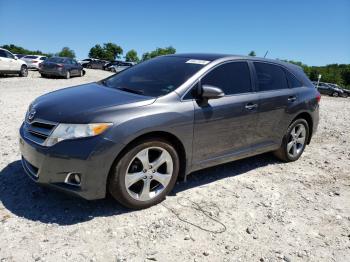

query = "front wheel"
[65,70,71,79]
[332,92,339,97]
[273,119,309,162]
[19,65,28,77]
[109,139,179,209]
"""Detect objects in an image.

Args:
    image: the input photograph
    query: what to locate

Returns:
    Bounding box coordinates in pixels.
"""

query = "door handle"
[245,103,258,110]
[288,96,297,102]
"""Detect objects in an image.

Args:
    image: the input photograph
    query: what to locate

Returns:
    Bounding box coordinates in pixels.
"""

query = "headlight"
[43,123,112,147]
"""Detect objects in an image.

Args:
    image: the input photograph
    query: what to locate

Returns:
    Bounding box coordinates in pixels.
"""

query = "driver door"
[191,61,260,169]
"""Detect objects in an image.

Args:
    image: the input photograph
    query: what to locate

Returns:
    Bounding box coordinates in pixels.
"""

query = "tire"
[109,139,180,209]
[65,70,71,79]
[80,70,84,77]
[273,119,309,162]
[332,92,339,97]
[19,65,28,77]
[40,73,47,78]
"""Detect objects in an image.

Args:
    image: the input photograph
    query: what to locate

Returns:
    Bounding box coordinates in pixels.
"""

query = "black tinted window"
[201,62,252,95]
[24,55,38,59]
[0,50,6,58]
[5,51,14,59]
[254,62,288,91]
[285,70,302,88]
[46,57,66,63]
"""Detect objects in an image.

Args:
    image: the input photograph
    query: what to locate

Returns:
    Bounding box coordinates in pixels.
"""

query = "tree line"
[1,44,349,89]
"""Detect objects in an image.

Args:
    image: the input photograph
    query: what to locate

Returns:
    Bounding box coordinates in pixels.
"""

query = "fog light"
[65,172,81,186]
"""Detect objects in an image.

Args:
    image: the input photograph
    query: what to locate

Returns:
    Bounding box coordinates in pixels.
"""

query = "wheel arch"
[106,131,187,193]
[291,112,313,144]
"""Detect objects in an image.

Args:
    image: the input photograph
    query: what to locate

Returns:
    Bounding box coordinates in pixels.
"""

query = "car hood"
[30,82,156,123]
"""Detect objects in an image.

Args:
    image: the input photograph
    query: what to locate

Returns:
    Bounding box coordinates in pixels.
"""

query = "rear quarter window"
[254,62,288,91]
[285,69,303,88]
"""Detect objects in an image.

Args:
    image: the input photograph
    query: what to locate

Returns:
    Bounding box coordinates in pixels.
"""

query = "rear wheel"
[273,119,309,162]
[109,139,179,209]
[40,73,47,78]
[332,92,339,97]
[19,65,28,77]
[80,70,84,77]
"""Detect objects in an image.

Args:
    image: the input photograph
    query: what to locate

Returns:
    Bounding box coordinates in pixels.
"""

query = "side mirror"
[14,56,18,60]
[201,85,225,99]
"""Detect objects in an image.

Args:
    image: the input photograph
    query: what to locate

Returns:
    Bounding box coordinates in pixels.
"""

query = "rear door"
[253,62,298,147]
[192,61,260,168]
[0,50,10,71]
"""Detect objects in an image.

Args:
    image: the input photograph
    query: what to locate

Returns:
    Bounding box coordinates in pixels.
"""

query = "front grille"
[24,119,57,145]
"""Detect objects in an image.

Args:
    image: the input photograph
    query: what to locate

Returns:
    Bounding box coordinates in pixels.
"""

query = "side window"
[0,50,7,58]
[201,62,252,95]
[285,69,302,88]
[254,62,288,91]
[5,51,15,59]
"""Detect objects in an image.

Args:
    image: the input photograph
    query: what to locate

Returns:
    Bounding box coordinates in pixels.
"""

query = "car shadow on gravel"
[0,154,280,225]
[0,160,131,226]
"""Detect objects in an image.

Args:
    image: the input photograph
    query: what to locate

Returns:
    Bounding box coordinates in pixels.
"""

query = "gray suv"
[19,54,320,209]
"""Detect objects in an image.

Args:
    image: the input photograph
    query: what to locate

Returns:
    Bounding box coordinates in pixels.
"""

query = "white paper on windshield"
[186,59,210,65]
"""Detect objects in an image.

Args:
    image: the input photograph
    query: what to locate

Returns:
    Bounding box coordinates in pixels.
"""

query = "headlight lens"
[43,123,112,146]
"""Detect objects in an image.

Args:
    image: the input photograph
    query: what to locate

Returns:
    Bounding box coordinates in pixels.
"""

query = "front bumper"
[19,124,118,200]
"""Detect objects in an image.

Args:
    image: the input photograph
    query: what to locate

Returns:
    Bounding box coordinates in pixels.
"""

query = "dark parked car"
[327,83,349,98]
[83,59,108,69]
[19,54,320,209]
[314,82,344,97]
[39,57,84,79]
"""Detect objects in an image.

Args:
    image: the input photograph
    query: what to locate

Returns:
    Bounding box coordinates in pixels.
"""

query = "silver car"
[21,55,47,69]
[110,61,135,73]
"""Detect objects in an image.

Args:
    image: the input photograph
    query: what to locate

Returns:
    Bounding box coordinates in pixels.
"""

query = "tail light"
[316,92,321,103]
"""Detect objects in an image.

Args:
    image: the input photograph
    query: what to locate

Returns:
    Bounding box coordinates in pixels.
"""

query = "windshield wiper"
[117,87,144,95]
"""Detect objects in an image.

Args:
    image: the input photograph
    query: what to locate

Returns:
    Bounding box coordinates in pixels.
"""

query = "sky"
[0,0,349,66]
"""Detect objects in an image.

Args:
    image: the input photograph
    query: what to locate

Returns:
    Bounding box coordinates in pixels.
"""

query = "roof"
[168,53,300,70]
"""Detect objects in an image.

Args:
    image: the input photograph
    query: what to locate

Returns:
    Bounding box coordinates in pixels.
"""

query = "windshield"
[102,56,207,97]
[46,57,67,63]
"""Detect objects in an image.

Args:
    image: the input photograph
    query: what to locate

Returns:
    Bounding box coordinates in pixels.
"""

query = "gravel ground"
[0,70,349,262]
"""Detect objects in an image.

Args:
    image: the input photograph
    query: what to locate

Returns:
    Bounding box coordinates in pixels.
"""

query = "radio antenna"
[264,50,269,58]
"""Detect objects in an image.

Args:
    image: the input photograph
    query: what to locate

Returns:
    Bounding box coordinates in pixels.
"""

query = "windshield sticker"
[186,59,210,65]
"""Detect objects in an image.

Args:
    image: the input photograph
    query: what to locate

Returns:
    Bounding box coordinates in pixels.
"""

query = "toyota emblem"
[28,109,36,122]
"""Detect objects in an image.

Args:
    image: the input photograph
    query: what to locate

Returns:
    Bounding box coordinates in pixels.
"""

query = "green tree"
[88,42,123,61]
[56,47,75,58]
[248,51,256,56]
[0,44,51,56]
[141,46,176,61]
[88,44,104,59]
[125,49,139,62]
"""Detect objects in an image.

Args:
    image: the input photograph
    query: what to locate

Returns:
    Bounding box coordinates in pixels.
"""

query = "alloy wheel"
[125,147,173,201]
[287,123,306,158]
[21,66,28,77]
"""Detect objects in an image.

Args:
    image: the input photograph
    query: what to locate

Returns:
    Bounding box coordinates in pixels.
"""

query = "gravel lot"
[0,70,349,262]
